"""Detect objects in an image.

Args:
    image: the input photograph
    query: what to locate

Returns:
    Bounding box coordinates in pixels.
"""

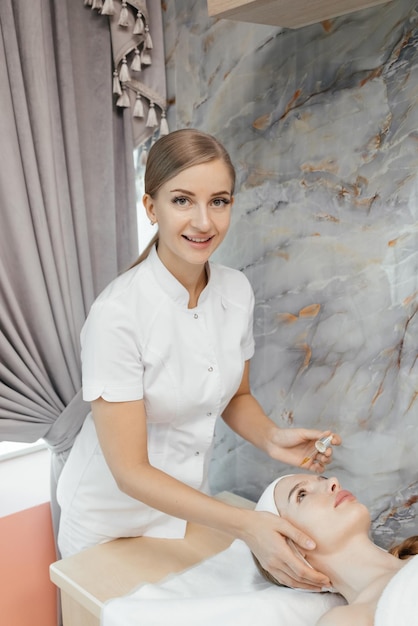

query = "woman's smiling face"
[274,474,370,554]
[143,158,233,274]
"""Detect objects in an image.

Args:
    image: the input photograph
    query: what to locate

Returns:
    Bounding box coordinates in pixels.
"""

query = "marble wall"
[162,0,418,546]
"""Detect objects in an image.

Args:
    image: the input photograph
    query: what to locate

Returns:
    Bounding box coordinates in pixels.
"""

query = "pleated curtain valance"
[85,0,169,149]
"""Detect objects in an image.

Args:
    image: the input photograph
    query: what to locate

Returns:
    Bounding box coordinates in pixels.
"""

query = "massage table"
[50,492,253,626]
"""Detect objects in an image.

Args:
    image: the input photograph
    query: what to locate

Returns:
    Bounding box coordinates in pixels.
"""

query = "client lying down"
[254,474,418,626]
[102,475,416,626]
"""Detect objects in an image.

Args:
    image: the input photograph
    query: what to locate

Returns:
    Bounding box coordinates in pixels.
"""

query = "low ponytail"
[128,233,159,270]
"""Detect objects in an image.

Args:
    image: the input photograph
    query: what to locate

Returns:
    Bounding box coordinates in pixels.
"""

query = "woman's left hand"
[266,428,342,472]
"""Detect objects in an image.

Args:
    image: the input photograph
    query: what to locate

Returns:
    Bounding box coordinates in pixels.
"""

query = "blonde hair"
[389,535,418,560]
[131,129,236,268]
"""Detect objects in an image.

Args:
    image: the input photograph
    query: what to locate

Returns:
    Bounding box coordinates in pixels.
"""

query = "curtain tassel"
[101,0,115,15]
[146,102,158,127]
[92,0,103,10]
[133,93,145,118]
[131,48,142,72]
[133,12,144,35]
[116,87,131,108]
[159,111,169,136]
[144,26,153,49]
[113,69,122,95]
[141,49,152,66]
[119,56,131,83]
[84,0,93,6]
[118,0,129,27]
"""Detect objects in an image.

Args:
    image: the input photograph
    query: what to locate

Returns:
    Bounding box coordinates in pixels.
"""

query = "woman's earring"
[150,220,155,226]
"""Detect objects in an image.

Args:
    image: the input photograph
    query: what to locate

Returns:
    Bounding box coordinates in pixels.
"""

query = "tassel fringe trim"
[86,0,169,140]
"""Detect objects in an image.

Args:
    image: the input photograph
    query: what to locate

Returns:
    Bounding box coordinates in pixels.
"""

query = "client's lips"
[334,490,355,507]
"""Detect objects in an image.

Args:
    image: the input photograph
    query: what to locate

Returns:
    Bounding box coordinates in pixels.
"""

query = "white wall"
[0,448,51,516]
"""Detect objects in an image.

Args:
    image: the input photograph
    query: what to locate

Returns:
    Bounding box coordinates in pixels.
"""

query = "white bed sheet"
[374,554,418,626]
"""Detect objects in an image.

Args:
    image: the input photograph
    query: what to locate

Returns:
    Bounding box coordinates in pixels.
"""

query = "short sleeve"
[80,298,144,403]
[242,278,255,361]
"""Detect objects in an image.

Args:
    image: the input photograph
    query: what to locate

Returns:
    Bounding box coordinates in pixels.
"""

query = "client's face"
[273,474,370,554]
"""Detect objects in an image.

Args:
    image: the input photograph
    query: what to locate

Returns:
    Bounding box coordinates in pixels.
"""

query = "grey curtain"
[0,0,141,541]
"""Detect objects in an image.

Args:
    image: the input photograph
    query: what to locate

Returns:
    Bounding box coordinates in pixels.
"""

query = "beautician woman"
[57,128,341,590]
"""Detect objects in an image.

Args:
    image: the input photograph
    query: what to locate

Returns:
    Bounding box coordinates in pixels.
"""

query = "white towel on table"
[101,539,345,626]
[374,554,418,626]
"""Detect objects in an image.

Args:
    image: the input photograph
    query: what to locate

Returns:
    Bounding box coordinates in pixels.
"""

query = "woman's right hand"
[241,509,332,590]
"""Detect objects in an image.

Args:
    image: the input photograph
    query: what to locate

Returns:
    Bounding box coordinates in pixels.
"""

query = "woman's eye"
[173,196,189,206]
[212,197,230,207]
[296,490,307,503]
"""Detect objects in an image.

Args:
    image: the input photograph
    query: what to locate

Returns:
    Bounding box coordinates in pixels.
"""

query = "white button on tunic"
[57,245,255,555]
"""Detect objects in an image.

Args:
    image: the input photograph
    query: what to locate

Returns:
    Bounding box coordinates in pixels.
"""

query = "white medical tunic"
[57,245,255,555]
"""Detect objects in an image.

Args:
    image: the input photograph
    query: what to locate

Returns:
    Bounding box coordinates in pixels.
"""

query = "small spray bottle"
[300,434,333,466]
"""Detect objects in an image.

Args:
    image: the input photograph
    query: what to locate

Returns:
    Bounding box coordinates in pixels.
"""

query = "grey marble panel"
[162,0,418,547]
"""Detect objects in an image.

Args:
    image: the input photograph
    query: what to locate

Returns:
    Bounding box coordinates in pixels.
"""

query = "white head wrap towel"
[255,474,295,515]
